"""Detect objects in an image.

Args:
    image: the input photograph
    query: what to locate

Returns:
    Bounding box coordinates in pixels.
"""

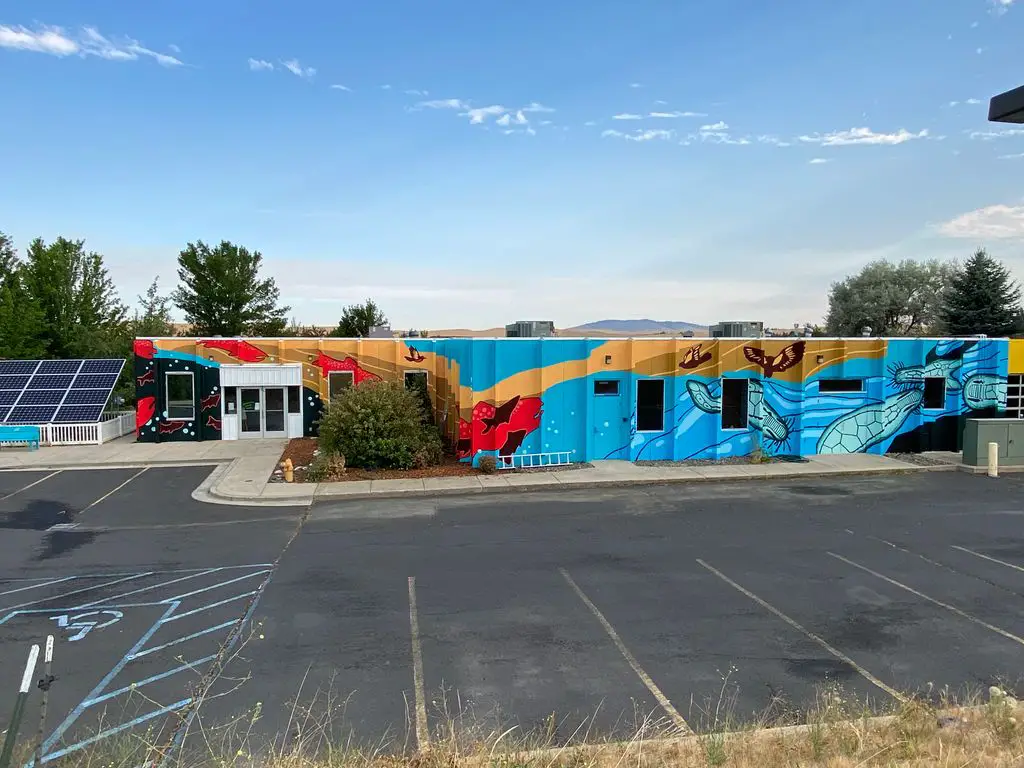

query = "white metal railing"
[39,411,136,446]
[497,451,573,470]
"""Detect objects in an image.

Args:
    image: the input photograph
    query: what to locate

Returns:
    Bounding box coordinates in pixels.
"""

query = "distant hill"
[571,319,707,334]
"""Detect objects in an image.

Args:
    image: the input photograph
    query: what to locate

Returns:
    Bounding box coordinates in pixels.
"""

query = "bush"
[478,455,497,474]
[317,380,444,470]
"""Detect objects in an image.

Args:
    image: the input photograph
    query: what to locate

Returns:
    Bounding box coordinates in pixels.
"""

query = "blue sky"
[2,0,1024,331]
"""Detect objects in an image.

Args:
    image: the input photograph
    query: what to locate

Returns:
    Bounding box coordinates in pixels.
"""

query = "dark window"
[923,377,945,409]
[328,371,353,399]
[818,379,863,393]
[165,372,194,420]
[636,380,665,431]
[224,386,237,414]
[405,370,428,390]
[594,380,619,396]
[287,386,300,413]
[722,378,749,429]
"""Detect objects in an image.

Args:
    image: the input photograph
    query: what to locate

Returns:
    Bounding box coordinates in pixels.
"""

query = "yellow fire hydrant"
[281,458,294,483]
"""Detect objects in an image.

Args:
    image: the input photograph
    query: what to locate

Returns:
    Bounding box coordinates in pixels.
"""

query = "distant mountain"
[572,319,707,334]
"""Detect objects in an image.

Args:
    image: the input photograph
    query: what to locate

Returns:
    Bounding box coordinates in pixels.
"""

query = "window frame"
[721,378,749,430]
[328,371,354,399]
[922,376,946,410]
[594,380,620,396]
[404,370,428,388]
[635,379,666,433]
[1008,374,1024,418]
[287,386,301,414]
[818,379,864,394]
[165,371,195,421]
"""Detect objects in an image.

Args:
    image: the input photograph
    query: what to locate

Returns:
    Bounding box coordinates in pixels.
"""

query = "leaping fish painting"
[816,389,923,454]
[686,379,793,451]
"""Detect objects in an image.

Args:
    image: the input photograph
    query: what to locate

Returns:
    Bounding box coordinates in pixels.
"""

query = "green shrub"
[317,380,444,470]
[478,455,498,474]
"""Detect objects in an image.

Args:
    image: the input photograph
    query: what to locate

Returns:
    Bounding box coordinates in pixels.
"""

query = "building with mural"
[133,336,1021,463]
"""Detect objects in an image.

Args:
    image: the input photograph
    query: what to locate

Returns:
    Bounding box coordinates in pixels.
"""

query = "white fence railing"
[39,411,135,446]
[497,451,573,470]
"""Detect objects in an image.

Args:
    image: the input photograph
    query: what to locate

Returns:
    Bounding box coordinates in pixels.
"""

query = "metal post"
[33,636,55,768]
[0,644,40,768]
[988,441,999,478]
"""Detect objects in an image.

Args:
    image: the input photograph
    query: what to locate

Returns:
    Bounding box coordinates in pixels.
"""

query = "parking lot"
[4,467,1024,758]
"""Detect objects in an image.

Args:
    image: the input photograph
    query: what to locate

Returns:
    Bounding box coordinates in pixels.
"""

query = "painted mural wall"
[134,336,1010,461]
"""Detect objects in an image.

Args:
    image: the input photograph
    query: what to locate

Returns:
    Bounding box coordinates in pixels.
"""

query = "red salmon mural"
[159,421,186,435]
[198,339,268,363]
[313,351,382,384]
[134,339,156,360]
[201,392,221,411]
[206,415,222,431]
[137,369,155,387]
[136,396,156,434]
[456,395,543,459]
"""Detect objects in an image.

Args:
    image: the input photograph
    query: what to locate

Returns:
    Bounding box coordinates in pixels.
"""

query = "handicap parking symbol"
[49,610,123,642]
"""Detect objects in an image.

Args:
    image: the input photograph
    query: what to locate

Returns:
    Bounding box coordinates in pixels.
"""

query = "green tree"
[133,277,176,337]
[0,230,16,284]
[825,259,953,336]
[172,240,289,336]
[940,248,1021,337]
[331,298,387,337]
[21,237,127,358]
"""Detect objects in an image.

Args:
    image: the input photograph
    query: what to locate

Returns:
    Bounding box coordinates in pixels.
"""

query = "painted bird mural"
[743,341,806,378]
[404,345,426,363]
[679,344,712,370]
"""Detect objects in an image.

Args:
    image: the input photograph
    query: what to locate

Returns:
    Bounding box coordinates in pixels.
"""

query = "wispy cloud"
[948,98,983,107]
[496,110,529,127]
[168,43,181,53]
[700,121,729,131]
[0,23,183,65]
[630,82,643,89]
[381,84,392,90]
[462,105,506,124]
[415,98,552,128]
[654,99,668,106]
[521,102,554,113]
[282,58,315,78]
[649,110,706,118]
[602,128,675,142]
[417,98,467,110]
[757,135,793,147]
[939,203,1024,238]
[809,157,830,164]
[404,88,428,96]
[798,127,929,146]
[583,120,597,127]
[990,0,1014,15]
[999,152,1024,159]
[612,113,643,120]
[329,83,352,92]
[969,127,1024,140]
[248,57,274,71]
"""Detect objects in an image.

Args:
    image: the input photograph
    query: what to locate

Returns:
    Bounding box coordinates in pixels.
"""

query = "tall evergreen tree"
[940,248,1021,336]
[172,240,289,336]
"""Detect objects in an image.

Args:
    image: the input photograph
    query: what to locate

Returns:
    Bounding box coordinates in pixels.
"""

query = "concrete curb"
[202,461,959,506]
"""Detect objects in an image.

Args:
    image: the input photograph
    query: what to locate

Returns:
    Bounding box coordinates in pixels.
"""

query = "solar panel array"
[0,359,125,424]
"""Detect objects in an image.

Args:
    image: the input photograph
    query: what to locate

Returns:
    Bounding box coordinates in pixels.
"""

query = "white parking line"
[697,559,905,703]
[0,471,61,501]
[953,546,1024,574]
[407,576,429,751]
[560,567,692,734]
[81,468,148,513]
[828,552,1024,648]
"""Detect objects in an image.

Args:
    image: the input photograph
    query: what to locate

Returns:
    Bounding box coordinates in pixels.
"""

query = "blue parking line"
[129,620,240,660]
[158,569,271,603]
[75,568,224,608]
[159,590,259,623]
[40,698,192,764]
[83,655,218,707]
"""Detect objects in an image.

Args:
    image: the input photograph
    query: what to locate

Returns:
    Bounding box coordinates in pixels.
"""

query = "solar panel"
[7,406,58,424]
[37,360,83,375]
[63,389,113,405]
[0,361,40,376]
[27,375,74,389]
[54,405,105,423]
[17,390,66,406]
[0,358,124,424]
[73,373,119,389]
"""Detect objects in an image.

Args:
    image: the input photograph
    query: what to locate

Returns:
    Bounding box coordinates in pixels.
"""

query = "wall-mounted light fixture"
[604,355,612,365]
[816,354,824,364]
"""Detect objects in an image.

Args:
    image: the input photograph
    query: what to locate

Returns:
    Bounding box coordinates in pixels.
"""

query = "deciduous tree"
[940,248,1021,337]
[133,277,176,338]
[331,298,387,337]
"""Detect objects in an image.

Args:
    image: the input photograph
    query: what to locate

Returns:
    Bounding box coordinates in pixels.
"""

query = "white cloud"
[521,102,554,113]
[630,82,643,88]
[381,84,392,90]
[404,88,428,96]
[649,110,706,118]
[967,97,983,104]
[612,113,643,120]
[939,204,1024,238]
[700,121,729,131]
[970,127,1024,140]
[0,23,183,65]
[461,105,506,124]
[168,43,181,53]
[809,157,830,164]
[977,47,985,53]
[990,0,1014,15]
[584,120,597,127]
[496,113,511,127]
[654,99,668,106]
[602,128,675,142]
[417,98,467,110]
[798,126,929,146]
[1000,152,1024,159]
[282,58,315,78]
[757,135,792,147]
[330,83,351,91]
[248,57,274,71]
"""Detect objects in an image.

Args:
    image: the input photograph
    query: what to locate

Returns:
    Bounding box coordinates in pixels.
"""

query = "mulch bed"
[890,452,957,467]
[273,437,587,483]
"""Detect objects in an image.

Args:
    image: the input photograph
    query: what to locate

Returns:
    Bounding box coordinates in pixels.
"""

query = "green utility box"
[962,418,1024,466]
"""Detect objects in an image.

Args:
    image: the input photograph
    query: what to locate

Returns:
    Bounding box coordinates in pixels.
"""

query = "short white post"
[988,442,999,478]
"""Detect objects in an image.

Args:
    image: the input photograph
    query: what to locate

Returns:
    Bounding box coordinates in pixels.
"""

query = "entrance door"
[263,388,287,438]
[239,388,262,439]
[592,378,628,459]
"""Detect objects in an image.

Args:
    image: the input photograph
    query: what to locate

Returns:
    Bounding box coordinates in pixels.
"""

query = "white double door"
[238,387,287,439]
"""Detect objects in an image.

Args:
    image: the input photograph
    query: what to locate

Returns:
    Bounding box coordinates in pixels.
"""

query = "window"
[287,386,300,414]
[818,379,863,393]
[405,370,428,390]
[722,378,749,429]
[224,386,237,414]
[166,372,194,420]
[636,379,665,431]
[328,371,353,399]
[1008,374,1024,418]
[923,377,945,409]
[594,380,620,396]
